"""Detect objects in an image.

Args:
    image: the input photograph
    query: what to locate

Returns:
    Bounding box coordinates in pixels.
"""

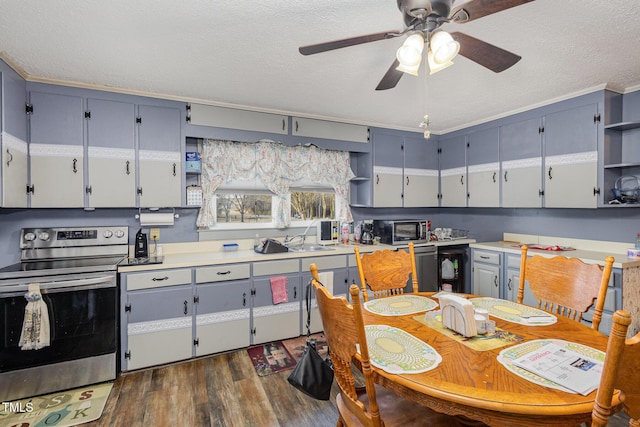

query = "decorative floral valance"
[196,139,355,229]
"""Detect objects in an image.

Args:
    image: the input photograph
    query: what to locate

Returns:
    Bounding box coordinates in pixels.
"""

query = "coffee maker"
[360,222,374,245]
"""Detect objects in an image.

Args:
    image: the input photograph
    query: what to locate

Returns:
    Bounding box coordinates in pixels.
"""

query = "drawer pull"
[294,286,297,299]
[507,277,512,291]
[243,292,247,307]
[216,271,231,275]
[494,276,499,287]
[480,255,490,260]
[152,276,169,281]
[184,300,188,315]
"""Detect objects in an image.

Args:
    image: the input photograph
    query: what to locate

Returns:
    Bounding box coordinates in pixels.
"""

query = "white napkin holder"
[439,294,477,337]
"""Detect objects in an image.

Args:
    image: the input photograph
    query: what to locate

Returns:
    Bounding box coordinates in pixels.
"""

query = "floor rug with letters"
[247,333,328,377]
[0,382,113,427]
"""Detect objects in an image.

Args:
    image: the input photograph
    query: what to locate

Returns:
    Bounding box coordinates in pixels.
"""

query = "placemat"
[364,295,438,316]
[497,339,605,394]
[364,324,442,374]
[471,297,557,326]
[415,311,524,351]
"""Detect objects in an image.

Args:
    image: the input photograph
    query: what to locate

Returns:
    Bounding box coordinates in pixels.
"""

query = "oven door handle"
[0,275,115,297]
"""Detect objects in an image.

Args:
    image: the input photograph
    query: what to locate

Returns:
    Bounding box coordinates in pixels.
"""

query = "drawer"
[506,254,521,269]
[473,250,501,265]
[253,259,299,276]
[301,255,347,271]
[196,263,250,283]
[126,268,192,291]
[347,254,357,267]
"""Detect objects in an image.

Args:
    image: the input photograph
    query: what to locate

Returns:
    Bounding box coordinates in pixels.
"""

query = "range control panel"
[20,226,129,249]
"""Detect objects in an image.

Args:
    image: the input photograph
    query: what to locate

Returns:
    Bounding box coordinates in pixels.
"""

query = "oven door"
[0,272,117,373]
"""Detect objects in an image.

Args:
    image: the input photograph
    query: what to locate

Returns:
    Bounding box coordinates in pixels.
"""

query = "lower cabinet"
[194,263,251,356]
[120,268,193,371]
[471,249,501,298]
[251,259,302,345]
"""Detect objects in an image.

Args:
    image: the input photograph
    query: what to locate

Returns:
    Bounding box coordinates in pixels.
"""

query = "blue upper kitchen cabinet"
[370,128,437,208]
[439,133,467,207]
[543,102,599,208]
[137,104,183,208]
[0,60,28,208]
[86,98,136,207]
[403,134,439,207]
[28,90,85,207]
[466,126,500,207]
[500,116,543,208]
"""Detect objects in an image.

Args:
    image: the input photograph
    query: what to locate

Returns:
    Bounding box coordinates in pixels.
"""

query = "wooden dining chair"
[310,269,464,427]
[354,242,418,302]
[517,245,614,331]
[591,310,640,427]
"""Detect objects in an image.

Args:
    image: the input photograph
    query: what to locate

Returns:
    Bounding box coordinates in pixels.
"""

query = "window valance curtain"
[196,139,355,229]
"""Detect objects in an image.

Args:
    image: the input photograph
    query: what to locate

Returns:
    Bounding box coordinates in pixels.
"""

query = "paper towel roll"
[139,212,175,226]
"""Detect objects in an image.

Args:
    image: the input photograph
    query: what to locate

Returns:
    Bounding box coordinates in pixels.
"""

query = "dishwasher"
[413,245,438,292]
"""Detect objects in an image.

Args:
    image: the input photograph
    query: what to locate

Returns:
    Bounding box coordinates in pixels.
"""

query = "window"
[196,139,353,229]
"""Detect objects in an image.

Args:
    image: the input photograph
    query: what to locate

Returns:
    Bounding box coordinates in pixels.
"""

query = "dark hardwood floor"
[77,348,630,427]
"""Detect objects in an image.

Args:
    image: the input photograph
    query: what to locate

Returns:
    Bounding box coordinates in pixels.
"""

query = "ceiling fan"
[299,0,534,90]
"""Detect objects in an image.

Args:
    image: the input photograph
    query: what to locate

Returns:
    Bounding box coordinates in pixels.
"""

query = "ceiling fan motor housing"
[398,0,453,28]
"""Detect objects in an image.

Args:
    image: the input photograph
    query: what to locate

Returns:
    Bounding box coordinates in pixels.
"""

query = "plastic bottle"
[341,222,350,244]
[636,232,640,249]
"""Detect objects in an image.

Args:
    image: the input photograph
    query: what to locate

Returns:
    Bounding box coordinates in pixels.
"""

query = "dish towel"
[317,271,334,295]
[19,283,51,350]
[270,276,289,304]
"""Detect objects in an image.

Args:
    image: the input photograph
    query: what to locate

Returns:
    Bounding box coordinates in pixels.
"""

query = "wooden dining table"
[360,292,621,427]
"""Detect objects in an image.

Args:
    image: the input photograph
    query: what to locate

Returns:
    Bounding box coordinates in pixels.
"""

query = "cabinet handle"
[6,149,13,167]
[72,158,78,173]
[172,163,177,176]
[494,276,499,287]
[406,176,409,186]
[504,170,508,182]
[460,175,464,185]
[216,271,231,275]
[507,277,512,291]
[376,174,379,184]
[548,167,553,180]
[294,286,297,299]
[184,300,188,315]
[295,120,299,132]
[480,255,490,260]
[282,119,285,131]
[243,292,247,307]
[492,172,496,183]
[152,276,169,281]
[126,160,131,175]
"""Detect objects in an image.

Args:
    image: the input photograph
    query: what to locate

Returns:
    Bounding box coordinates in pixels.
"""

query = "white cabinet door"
[473,263,500,298]
[189,103,288,135]
[373,167,403,207]
[291,117,368,143]
[501,159,543,208]
[403,170,438,207]
[1,134,28,207]
[544,156,598,208]
[30,151,84,207]
[440,170,467,207]
[467,165,499,207]
[127,326,192,371]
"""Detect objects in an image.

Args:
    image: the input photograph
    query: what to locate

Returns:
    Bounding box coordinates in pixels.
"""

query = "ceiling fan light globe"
[430,31,460,64]
[396,61,421,76]
[428,50,453,74]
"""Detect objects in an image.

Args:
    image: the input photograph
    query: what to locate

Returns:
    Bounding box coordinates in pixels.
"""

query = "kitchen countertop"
[470,233,640,269]
[118,238,476,273]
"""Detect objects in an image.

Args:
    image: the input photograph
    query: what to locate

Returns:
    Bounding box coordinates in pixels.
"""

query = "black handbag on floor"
[287,281,334,400]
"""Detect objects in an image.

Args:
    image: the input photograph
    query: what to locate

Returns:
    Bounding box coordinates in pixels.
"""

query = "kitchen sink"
[286,244,336,253]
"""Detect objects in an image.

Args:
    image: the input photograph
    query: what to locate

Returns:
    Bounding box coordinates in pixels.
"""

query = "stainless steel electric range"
[0,226,129,401]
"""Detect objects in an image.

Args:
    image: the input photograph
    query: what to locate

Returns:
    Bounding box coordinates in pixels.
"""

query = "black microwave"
[373,220,429,245]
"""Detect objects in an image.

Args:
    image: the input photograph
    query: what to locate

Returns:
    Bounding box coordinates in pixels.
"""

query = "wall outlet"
[150,228,160,241]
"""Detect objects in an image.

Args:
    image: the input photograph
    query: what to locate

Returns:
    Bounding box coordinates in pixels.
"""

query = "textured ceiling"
[1,0,640,134]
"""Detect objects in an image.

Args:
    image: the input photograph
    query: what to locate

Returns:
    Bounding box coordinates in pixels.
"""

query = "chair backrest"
[517,245,614,330]
[310,263,382,427]
[592,310,640,427]
[354,242,418,302]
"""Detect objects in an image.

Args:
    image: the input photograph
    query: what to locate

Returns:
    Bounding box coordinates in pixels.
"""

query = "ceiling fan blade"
[450,0,534,23]
[450,32,521,73]
[299,31,398,55]
[375,59,404,91]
